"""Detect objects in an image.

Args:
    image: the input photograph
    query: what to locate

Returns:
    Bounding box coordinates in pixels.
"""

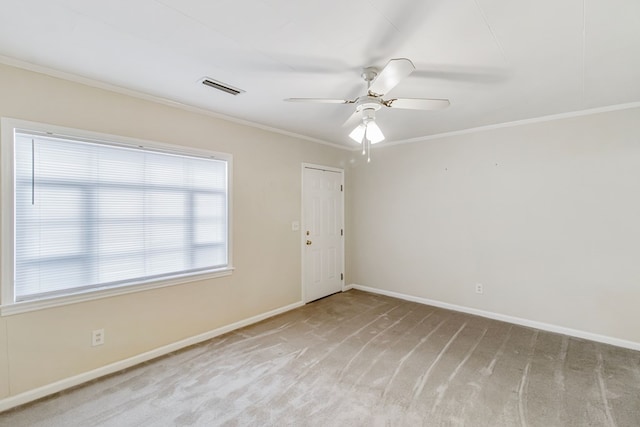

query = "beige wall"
[0,63,346,397]
[348,107,640,344]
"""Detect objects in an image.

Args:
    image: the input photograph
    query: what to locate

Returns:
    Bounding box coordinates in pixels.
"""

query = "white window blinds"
[14,131,229,302]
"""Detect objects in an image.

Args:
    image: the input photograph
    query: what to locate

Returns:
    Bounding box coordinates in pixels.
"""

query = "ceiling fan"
[285,58,450,161]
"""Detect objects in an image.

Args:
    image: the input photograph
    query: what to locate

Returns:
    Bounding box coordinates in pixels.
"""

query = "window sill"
[0,267,234,316]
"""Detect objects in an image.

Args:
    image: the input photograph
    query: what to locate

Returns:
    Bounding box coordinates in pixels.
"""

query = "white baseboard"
[0,300,304,413]
[346,284,640,352]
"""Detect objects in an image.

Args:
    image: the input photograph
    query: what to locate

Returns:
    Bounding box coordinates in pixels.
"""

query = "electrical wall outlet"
[475,283,484,294]
[92,328,105,346]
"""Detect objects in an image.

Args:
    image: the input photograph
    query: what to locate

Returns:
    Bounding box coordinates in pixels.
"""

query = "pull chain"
[361,127,367,155]
[361,127,372,162]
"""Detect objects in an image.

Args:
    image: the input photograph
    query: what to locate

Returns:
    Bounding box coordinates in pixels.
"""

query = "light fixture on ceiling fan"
[348,106,384,163]
[349,109,384,144]
[285,58,450,162]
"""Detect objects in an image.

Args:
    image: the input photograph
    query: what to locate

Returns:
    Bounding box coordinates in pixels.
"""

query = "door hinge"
[341,273,344,281]
[340,184,343,192]
[341,229,343,236]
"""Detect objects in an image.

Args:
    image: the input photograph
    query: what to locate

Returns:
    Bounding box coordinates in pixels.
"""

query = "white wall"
[0,62,346,401]
[348,107,640,345]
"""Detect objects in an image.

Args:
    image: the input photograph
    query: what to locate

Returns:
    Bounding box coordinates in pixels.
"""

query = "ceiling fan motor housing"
[355,95,383,113]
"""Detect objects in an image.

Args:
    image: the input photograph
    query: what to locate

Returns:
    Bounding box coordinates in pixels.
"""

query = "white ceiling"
[1,0,639,148]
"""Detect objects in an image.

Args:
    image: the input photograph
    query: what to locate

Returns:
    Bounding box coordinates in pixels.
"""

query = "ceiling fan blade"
[385,98,450,110]
[368,58,416,97]
[342,110,361,128]
[284,98,354,104]
[412,64,510,84]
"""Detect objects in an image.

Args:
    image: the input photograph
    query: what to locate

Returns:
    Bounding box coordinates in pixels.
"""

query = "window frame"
[1,118,233,316]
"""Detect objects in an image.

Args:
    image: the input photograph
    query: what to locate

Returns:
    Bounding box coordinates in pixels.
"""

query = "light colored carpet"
[1,290,639,426]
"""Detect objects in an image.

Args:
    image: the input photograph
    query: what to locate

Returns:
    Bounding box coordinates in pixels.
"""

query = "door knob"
[306,240,312,246]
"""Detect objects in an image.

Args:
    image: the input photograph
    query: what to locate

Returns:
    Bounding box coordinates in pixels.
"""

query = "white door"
[302,165,344,303]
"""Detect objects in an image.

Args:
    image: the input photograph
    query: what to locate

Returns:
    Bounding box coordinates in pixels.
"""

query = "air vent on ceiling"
[200,77,245,96]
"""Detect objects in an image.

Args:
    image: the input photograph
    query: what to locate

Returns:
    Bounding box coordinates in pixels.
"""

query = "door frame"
[301,163,345,303]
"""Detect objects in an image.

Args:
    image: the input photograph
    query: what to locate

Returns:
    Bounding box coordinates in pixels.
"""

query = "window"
[1,118,232,313]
